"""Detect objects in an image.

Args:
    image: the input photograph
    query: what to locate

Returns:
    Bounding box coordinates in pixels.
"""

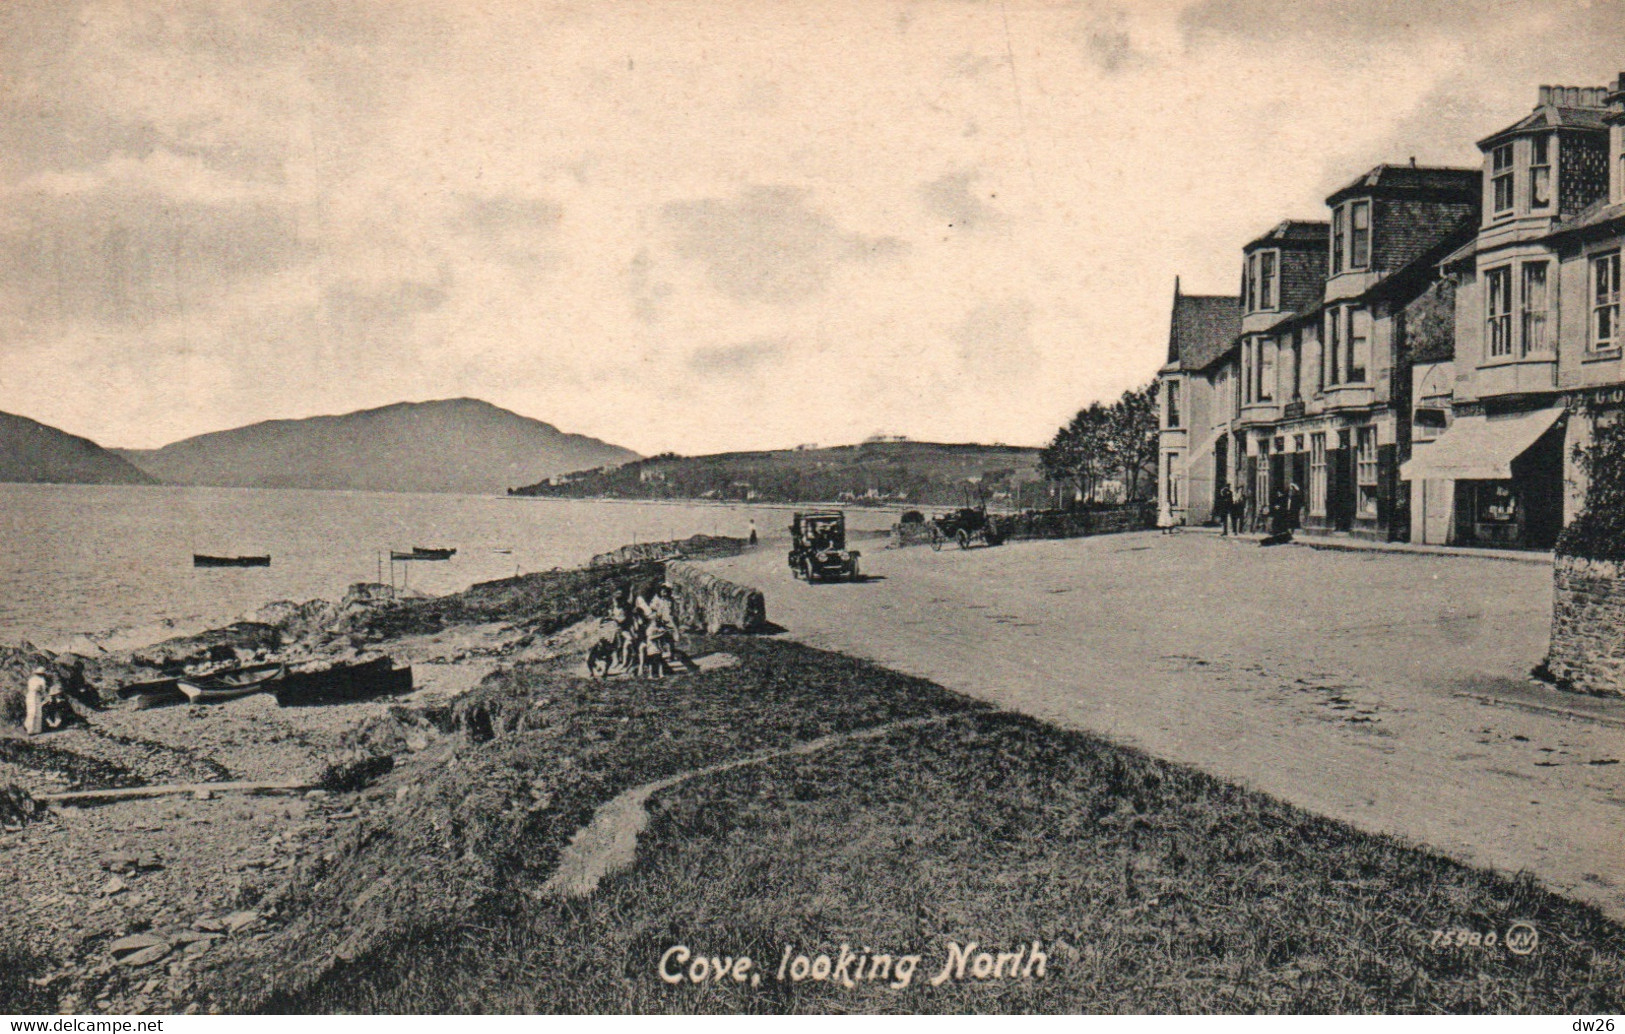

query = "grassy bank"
[249,638,1625,1014]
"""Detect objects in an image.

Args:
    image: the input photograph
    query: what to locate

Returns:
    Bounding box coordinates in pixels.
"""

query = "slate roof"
[1478,105,1612,149]
[1326,165,1479,205]
[1167,291,1241,371]
[1543,197,1625,243]
[1244,220,1329,250]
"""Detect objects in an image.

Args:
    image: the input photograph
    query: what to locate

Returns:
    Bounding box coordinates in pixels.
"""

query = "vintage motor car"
[927,505,1005,550]
[788,510,861,582]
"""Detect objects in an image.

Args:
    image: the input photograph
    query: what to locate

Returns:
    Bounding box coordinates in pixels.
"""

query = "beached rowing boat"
[193,554,271,568]
[177,662,287,703]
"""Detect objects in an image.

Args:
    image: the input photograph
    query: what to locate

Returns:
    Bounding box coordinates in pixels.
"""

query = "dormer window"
[1491,143,1515,215]
[1349,201,1371,269]
[1331,207,1346,275]
[1529,134,1553,209]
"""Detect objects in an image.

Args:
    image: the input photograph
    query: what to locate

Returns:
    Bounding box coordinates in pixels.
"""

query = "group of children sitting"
[588,582,694,678]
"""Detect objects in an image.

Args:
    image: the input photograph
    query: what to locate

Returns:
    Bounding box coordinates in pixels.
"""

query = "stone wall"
[1544,554,1625,696]
[889,504,1153,548]
[664,562,767,634]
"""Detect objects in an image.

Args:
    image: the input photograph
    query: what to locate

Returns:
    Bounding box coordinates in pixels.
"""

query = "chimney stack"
[1538,84,1611,108]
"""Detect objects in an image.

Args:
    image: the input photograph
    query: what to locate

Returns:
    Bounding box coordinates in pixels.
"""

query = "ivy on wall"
[1558,417,1625,561]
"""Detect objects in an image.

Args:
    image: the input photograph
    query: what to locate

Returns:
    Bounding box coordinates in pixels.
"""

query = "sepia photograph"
[1,0,1624,1019]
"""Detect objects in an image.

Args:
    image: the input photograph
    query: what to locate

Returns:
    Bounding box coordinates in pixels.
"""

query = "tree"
[1102,382,1160,502]
[1040,382,1161,506]
[1039,402,1112,506]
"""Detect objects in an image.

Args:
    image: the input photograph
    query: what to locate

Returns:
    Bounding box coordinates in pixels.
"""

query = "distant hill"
[0,410,157,485]
[509,440,1049,509]
[115,398,639,495]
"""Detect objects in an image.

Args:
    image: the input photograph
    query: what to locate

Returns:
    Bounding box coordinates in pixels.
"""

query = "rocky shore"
[0,535,748,1014]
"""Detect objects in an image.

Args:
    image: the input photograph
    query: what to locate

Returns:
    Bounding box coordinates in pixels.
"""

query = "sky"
[1,0,1623,456]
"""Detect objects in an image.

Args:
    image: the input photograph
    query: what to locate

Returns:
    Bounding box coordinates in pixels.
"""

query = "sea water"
[0,484,902,648]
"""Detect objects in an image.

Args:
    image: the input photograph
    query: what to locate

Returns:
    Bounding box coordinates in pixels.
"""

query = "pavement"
[704,531,1625,921]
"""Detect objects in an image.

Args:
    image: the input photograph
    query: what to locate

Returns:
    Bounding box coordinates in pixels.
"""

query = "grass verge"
[247,637,1625,1014]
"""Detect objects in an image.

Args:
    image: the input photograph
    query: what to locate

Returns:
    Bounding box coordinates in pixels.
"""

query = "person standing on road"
[1214,483,1234,537]
[748,519,758,547]
[1287,481,1305,535]
[23,667,47,736]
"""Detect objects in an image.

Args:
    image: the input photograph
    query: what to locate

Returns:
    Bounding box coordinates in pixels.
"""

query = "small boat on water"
[194,554,271,568]
[177,662,287,703]
[391,547,454,561]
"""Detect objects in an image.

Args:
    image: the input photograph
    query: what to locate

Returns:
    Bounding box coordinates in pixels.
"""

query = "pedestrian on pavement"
[1287,481,1305,534]
[1214,483,1234,536]
[23,667,47,736]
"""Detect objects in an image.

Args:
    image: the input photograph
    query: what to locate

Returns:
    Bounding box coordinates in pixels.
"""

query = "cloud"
[450,193,565,267]
[687,338,789,377]
[951,297,1035,373]
[919,169,1004,231]
[661,185,907,306]
[1077,5,1150,74]
[0,184,305,334]
[1177,0,1496,48]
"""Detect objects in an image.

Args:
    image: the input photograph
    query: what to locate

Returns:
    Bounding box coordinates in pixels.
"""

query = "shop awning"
[1400,407,1564,481]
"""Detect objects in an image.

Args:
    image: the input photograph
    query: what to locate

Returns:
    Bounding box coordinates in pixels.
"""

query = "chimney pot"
[1539,85,1552,106]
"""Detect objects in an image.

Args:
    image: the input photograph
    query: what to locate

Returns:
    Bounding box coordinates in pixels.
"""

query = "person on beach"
[1214,483,1234,537]
[748,519,758,547]
[23,667,47,736]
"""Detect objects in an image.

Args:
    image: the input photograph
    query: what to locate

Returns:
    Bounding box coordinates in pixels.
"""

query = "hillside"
[0,411,157,485]
[509,440,1048,508]
[115,398,639,495]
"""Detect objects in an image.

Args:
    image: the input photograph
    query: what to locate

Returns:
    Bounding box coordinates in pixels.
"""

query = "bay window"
[1331,207,1346,275]
[1350,201,1371,269]
[1259,339,1276,401]
[1486,266,1514,358]
[1492,143,1515,216]
[1594,251,1621,352]
[1520,261,1549,355]
[1259,250,1277,310]
[1529,134,1552,210]
[1309,433,1327,517]
[1348,307,1370,383]
[1325,308,1342,386]
[1355,426,1379,519]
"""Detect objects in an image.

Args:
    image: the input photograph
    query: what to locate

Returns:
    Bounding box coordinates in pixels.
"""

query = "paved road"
[706,531,1625,920]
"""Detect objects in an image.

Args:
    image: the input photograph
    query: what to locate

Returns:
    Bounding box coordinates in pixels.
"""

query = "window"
[1325,308,1343,386]
[1166,379,1181,428]
[1289,331,1303,400]
[1530,134,1552,210]
[1255,438,1270,512]
[1486,265,1514,357]
[1594,251,1621,352]
[1356,426,1379,519]
[1241,340,1253,404]
[1520,261,1549,355]
[1350,201,1371,269]
[1241,262,1252,313]
[1259,339,1276,401]
[1309,433,1327,517]
[1331,207,1346,275]
[1492,143,1515,215]
[1259,250,1277,310]
[1348,307,1370,383]
[1166,453,1180,507]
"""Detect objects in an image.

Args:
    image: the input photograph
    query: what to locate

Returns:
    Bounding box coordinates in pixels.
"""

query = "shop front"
[1398,406,1565,549]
